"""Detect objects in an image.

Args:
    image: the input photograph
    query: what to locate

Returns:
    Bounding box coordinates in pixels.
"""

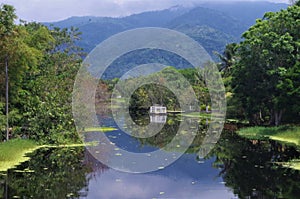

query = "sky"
[1,0,289,22]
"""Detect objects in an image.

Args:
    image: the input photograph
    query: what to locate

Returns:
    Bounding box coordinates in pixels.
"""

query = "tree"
[0,4,16,141]
[0,4,83,143]
[231,3,300,125]
[19,24,83,143]
[0,5,46,140]
[215,43,238,76]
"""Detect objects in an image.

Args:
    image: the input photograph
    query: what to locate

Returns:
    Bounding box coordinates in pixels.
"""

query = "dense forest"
[0,5,82,143]
[0,1,300,144]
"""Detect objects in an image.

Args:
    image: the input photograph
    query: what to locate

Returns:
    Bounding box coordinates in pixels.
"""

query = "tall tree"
[0,5,45,140]
[231,3,300,125]
[0,4,16,140]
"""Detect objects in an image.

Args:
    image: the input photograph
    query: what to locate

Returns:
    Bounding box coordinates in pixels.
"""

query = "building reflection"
[149,115,167,124]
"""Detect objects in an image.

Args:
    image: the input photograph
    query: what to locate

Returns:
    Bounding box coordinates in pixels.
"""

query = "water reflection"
[208,131,300,199]
[83,156,235,199]
[0,147,90,199]
[150,114,167,124]
[1,116,300,198]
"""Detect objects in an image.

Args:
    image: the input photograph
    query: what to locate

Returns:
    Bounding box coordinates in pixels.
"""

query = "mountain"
[45,1,288,79]
[45,6,189,52]
[199,1,288,27]
[167,6,247,37]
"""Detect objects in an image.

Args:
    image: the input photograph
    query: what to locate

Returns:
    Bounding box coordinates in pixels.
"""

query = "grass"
[280,159,300,171]
[238,126,300,171]
[237,125,300,146]
[0,139,39,172]
[0,138,100,172]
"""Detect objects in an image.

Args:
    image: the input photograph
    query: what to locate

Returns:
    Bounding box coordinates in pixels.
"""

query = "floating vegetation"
[84,127,117,132]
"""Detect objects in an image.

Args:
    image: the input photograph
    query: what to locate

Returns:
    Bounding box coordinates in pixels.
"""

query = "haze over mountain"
[46,1,288,78]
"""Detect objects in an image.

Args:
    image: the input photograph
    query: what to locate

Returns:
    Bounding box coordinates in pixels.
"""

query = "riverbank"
[0,139,39,172]
[0,126,117,172]
[237,125,300,146]
[237,125,300,170]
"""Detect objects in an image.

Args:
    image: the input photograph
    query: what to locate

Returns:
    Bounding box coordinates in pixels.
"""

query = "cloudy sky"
[1,0,289,22]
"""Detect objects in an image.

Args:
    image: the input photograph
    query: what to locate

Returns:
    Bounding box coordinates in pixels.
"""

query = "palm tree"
[215,43,238,77]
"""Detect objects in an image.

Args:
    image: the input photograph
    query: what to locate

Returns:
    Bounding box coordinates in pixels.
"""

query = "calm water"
[1,115,300,199]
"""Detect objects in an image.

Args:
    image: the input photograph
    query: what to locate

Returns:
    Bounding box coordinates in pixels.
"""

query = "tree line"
[1,2,299,143]
[113,1,300,127]
[0,5,82,143]
[223,1,300,125]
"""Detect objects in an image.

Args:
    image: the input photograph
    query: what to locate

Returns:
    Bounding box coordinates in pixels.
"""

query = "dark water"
[1,115,300,199]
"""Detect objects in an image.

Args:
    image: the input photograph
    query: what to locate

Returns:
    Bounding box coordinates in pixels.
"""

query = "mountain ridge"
[45,1,288,79]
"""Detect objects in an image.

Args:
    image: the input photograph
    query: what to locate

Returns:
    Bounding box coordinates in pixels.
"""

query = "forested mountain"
[200,1,288,27]
[45,1,287,78]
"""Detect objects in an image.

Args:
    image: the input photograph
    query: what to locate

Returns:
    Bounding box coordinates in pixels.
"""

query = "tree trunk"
[259,109,264,123]
[5,56,9,141]
[274,109,283,126]
[269,109,274,126]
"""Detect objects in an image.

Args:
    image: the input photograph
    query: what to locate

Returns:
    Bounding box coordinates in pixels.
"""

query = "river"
[1,115,300,199]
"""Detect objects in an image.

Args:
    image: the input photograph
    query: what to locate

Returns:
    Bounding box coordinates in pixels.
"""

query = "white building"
[149,105,167,114]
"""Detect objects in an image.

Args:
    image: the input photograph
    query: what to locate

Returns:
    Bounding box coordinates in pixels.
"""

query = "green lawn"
[237,125,300,146]
[0,139,39,172]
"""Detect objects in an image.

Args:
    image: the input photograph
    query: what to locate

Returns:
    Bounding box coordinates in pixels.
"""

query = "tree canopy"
[0,5,83,143]
[230,3,300,125]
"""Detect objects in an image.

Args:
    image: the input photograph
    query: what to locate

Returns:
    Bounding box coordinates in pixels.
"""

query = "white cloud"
[85,170,236,199]
[1,0,289,22]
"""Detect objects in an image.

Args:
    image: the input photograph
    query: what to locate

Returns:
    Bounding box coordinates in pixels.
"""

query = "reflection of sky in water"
[86,116,235,198]
[82,154,236,199]
[97,116,165,153]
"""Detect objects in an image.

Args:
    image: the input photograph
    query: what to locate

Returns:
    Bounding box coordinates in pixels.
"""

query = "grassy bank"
[280,159,300,170]
[237,125,300,146]
[0,140,96,172]
[0,127,116,172]
[237,125,300,171]
[0,139,39,172]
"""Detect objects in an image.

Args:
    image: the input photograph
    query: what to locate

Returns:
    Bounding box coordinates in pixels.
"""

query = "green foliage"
[230,3,300,125]
[0,4,16,36]
[115,67,209,112]
[0,5,83,144]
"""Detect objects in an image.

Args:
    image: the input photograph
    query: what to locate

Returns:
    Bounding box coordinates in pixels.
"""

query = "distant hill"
[199,1,288,27]
[45,1,287,79]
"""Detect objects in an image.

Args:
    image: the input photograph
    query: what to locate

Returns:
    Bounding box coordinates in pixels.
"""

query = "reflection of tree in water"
[83,149,109,177]
[0,147,92,199]
[133,115,210,154]
[209,131,300,199]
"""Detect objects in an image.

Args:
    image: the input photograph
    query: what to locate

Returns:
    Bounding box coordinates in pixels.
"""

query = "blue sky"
[1,0,289,22]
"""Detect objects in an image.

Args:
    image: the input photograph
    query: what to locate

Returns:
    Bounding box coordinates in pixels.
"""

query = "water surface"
[1,115,300,198]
